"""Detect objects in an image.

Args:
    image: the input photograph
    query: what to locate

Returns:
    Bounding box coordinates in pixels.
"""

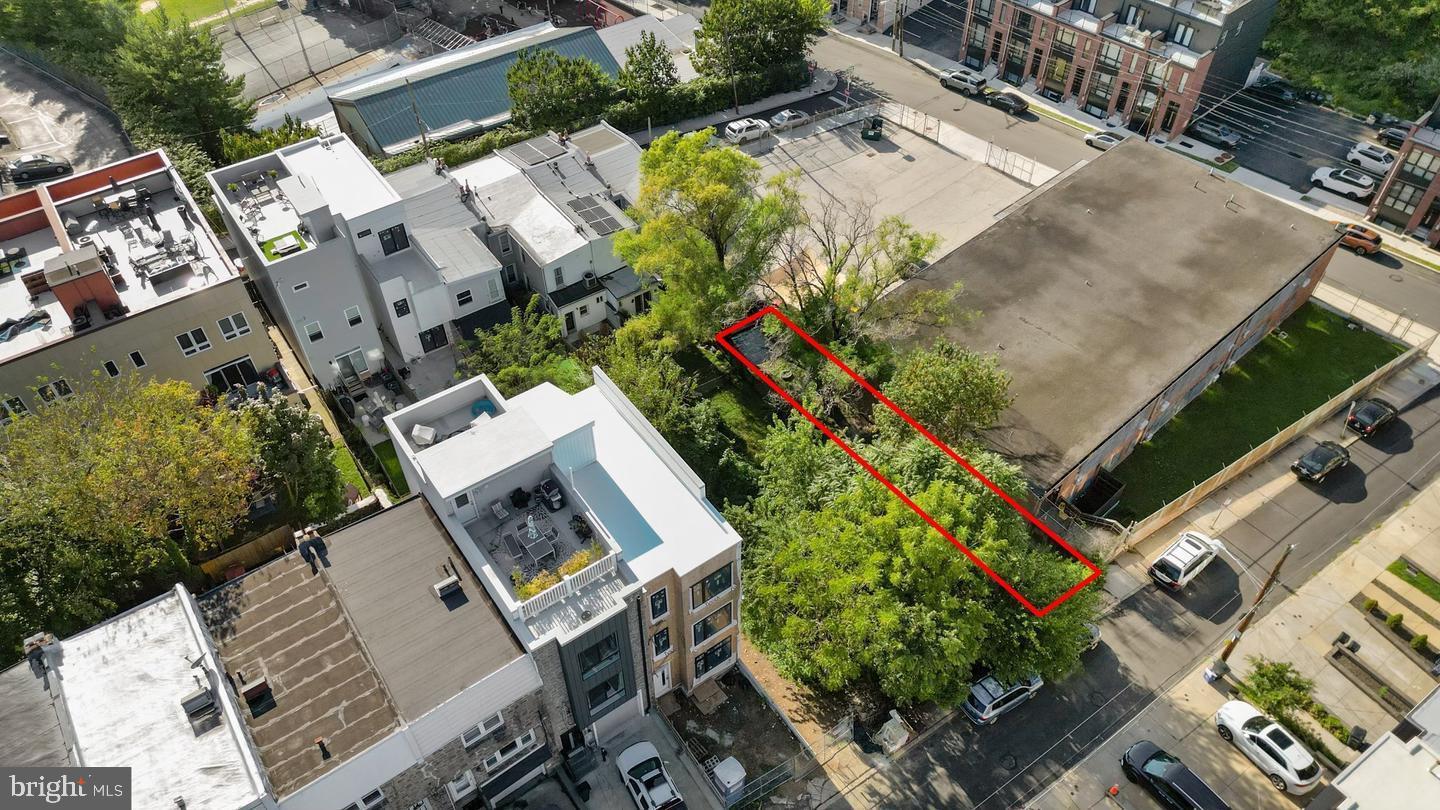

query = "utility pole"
[1205,543,1295,682]
[406,79,430,157]
[896,0,906,58]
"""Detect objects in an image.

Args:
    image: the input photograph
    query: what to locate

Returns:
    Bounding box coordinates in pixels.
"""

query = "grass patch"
[260,230,307,261]
[151,0,238,22]
[1388,559,1440,605]
[1111,302,1405,519]
[707,386,774,459]
[1030,104,1093,132]
[333,441,369,496]
[371,440,410,497]
[1169,147,1240,173]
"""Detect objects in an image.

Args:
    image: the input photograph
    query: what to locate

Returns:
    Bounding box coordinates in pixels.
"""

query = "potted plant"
[226,182,239,193]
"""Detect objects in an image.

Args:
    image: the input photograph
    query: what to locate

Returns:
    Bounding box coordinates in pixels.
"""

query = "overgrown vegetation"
[1237,657,1348,761]
[1263,0,1440,118]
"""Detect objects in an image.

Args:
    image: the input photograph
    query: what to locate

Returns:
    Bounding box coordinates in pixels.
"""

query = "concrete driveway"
[584,712,722,810]
[0,51,129,182]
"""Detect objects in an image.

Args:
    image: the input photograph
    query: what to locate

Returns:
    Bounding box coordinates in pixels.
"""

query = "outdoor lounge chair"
[502,532,524,560]
[491,500,509,521]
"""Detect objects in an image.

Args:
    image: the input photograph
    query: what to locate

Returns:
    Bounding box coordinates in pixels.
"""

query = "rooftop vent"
[584,271,598,290]
[181,687,217,720]
[412,422,437,447]
[433,574,462,599]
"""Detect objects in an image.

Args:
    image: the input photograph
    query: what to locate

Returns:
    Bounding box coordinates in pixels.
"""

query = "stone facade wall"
[532,640,576,747]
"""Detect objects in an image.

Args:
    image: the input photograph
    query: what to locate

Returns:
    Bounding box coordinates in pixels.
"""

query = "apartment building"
[448,124,655,339]
[0,587,274,809]
[201,499,555,810]
[207,125,653,399]
[1312,685,1440,808]
[850,0,1279,138]
[384,370,743,766]
[1366,96,1440,248]
[0,150,279,418]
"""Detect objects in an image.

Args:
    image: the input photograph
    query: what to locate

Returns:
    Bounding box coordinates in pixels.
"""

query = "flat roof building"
[1313,684,1440,808]
[896,140,1341,509]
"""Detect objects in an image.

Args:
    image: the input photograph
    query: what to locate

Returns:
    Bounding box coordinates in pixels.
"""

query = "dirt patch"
[665,667,803,778]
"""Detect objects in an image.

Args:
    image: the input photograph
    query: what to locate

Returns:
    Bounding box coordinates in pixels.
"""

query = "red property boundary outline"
[715,305,1102,617]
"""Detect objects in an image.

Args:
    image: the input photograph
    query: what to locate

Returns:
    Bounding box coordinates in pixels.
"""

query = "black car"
[1378,127,1410,149]
[1367,111,1409,128]
[1251,79,1297,105]
[986,91,1029,115]
[1292,440,1350,482]
[1346,398,1399,437]
[5,153,73,183]
[1121,741,1231,810]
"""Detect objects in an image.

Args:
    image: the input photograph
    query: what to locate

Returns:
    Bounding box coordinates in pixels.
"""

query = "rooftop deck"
[0,159,237,365]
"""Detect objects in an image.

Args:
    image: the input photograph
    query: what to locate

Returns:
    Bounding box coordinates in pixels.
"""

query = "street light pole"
[1205,543,1295,682]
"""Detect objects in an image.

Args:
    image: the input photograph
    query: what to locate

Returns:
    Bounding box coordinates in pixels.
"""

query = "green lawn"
[706,385,774,459]
[150,0,232,22]
[1111,303,1405,519]
[1388,559,1440,606]
[260,231,307,261]
[372,440,410,497]
[333,442,369,497]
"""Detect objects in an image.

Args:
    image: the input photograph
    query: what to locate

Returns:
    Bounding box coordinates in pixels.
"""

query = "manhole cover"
[1390,273,1405,282]
[1091,690,1107,705]
[999,753,1019,771]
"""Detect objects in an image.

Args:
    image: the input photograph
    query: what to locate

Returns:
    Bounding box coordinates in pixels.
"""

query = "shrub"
[1412,633,1430,651]
[1386,612,1405,629]
[558,542,606,576]
[372,127,537,174]
[1363,597,1378,613]
[512,568,561,599]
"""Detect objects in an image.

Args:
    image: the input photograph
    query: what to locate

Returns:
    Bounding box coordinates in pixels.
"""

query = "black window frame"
[578,633,621,679]
[378,224,410,256]
[690,562,734,609]
[103,360,121,377]
[693,601,733,646]
[695,637,733,678]
[457,289,474,307]
[650,588,668,621]
[653,627,671,658]
[393,298,411,318]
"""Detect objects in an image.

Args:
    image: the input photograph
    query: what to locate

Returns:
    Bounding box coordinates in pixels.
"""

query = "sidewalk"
[1029,474,1440,810]
[627,69,839,146]
[827,21,1440,274]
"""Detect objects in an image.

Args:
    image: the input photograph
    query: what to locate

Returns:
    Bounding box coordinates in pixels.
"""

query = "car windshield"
[1153,558,1182,581]
[1300,446,1337,471]
[627,757,663,782]
[1241,715,1269,733]
[1142,750,1178,778]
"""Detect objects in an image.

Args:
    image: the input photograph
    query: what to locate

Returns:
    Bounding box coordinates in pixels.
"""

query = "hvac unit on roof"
[181,687,217,720]
[433,574,462,599]
[584,271,598,290]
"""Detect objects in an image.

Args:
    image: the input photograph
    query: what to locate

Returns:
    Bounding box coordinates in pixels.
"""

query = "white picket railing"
[517,550,619,621]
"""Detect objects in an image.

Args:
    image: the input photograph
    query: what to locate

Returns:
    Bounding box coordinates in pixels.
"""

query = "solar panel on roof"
[566,195,623,235]
[507,142,547,165]
[532,138,566,160]
[593,216,622,235]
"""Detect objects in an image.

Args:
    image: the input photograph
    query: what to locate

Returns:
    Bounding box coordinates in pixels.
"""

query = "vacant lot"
[1112,302,1406,519]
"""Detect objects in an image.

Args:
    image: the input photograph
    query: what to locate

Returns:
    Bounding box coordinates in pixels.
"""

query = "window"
[1098,43,1123,70]
[1144,59,1168,84]
[691,562,733,609]
[217,312,251,340]
[342,789,386,810]
[175,327,212,356]
[579,634,620,678]
[206,357,259,391]
[1173,22,1195,48]
[552,267,564,287]
[1053,29,1076,49]
[504,264,518,284]
[460,712,504,748]
[128,349,145,367]
[36,379,74,403]
[378,224,409,255]
[586,672,623,711]
[1,396,28,425]
[1382,181,1426,216]
[693,602,734,646]
[303,321,324,343]
[1403,149,1440,182]
[1176,72,1188,93]
[456,289,473,307]
[695,637,733,679]
[484,728,538,772]
[487,277,501,302]
[344,306,363,327]
[653,627,672,658]
[103,360,120,378]
[446,770,477,802]
[356,229,372,238]
[497,232,513,254]
[393,298,411,318]
[1072,0,1094,12]
[579,305,589,316]
[1121,5,1141,26]
[650,588,669,621]
[291,281,309,293]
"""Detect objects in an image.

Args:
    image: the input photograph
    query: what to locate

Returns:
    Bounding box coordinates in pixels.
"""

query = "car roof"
[1165,531,1217,563]
[616,741,661,771]
[1167,766,1230,809]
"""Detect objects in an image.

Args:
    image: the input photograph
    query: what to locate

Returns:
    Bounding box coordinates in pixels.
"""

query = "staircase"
[399,12,476,51]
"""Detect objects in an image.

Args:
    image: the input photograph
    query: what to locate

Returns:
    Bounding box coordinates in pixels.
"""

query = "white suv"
[1215,700,1323,794]
[1147,531,1224,592]
[1347,142,1395,174]
[961,673,1043,724]
[940,67,988,95]
[723,118,770,144]
[1311,166,1376,200]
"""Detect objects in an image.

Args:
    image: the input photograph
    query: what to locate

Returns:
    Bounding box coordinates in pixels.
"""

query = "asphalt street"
[1207,89,1381,191]
[1325,247,1440,330]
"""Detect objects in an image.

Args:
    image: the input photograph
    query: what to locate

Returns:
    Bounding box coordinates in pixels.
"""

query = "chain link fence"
[0,41,134,152]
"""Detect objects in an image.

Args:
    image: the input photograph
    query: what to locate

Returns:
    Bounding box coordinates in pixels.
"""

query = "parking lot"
[0,50,130,182]
[582,712,721,810]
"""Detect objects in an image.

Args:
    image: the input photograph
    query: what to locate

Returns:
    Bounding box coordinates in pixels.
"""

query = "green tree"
[693,0,827,79]
[765,197,951,346]
[0,0,135,68]
[110,10,253,158]
[506,48,615,133]
[619,30,679,107]
[1240,657,1316,720]
[242,395,343,522]
[739,421,1100,705]
[0,375,257,552]
[458,295,574,396]
[615,129,803,346]
[0,513,191,663]
[220,115,324,164]
[878,340,1012,448]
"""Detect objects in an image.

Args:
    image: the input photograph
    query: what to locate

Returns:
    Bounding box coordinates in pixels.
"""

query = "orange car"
[1332,221,1383,255]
